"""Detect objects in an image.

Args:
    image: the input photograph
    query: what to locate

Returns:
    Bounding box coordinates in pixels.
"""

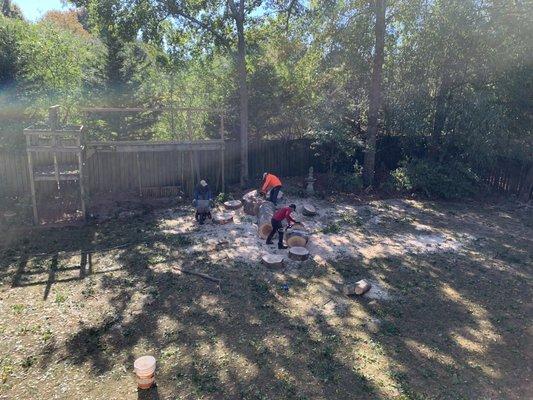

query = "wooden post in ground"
[220,115,225,193]
[49,106,60,190]
[136,152,142,197]
[78,129,87,220]
[187,110,196,196]
[26,134,38,224]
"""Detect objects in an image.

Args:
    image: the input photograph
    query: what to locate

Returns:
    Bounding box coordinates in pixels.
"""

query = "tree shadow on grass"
[55,233,387,399]
[326,201,532,399]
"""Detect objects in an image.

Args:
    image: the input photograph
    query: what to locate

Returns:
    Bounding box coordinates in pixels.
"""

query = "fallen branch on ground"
[172,266,221,284]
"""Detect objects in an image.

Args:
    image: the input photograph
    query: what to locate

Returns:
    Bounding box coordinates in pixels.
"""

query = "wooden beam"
[26,147,82,153]
[48,105,60,131]
[82,107,225,113]
[86,140,224,153]
[136,153,143,198]
[33,175,79,182]
[220,115,225,193]
[26,136,39,225]
[77,131,87,221]
[24,125,83,135]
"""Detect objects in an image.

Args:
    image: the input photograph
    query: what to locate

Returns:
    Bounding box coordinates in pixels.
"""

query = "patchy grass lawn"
[0,198,531,400]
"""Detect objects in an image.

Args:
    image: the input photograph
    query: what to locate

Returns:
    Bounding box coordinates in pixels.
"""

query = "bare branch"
[169,7,232,49]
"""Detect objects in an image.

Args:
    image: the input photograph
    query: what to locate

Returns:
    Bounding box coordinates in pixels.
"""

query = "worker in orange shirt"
[259,172,283,205]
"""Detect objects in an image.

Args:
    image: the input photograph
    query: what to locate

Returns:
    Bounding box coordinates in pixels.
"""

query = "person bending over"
[260,172,282,206]
[266,204,297,249]
[193,180,213,223]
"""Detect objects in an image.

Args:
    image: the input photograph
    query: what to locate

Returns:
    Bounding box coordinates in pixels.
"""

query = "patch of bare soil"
[0,196,531,400]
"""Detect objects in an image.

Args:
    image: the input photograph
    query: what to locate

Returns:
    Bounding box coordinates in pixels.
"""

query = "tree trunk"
[430,74,449,160]
[519,163,533,202]
[235,15,249,187]
[258,201,276,239]
[363,0,386,187]
[242,190,263,216]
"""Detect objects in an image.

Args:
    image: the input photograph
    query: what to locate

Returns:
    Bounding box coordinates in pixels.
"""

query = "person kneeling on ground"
[266,204,297,249]
[193,180,213,223]
[260,172,282,206]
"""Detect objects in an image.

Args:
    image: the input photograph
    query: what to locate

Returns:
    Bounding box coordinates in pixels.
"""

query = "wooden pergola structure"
[24,106,86,225]
[82,106,227,198]
[24,106,227,225]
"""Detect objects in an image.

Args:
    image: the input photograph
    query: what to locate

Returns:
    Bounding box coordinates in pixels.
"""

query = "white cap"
[263,172,268,179]
[200,180,207,187]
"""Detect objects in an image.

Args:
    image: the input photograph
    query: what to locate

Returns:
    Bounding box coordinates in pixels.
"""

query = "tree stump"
[242,190,264,216]
[302,203,317,216]
[213,213,233,225]
[289,246,309,261]
[224,200,242,210]
[261,253,284,268]
[257,201,276,239]
[343,279,372,296]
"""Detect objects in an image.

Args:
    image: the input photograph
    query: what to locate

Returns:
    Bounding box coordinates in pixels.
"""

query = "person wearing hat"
[260,172,282,205]
[193,179,213,223]
[266,204,297,249]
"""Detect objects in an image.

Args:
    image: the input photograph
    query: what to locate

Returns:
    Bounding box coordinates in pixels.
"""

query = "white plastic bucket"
[134,356,156,389]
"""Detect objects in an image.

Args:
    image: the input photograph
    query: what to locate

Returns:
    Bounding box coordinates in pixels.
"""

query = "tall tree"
[118,0,303,186]
[1,0,23,19]
[363,0,385,186]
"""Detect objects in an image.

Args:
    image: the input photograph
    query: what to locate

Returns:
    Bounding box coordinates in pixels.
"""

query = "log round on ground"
[224,200,242,210]
[258,201,276,239]
[261,253,284,268]
[242,190,264,216]
[343,279,372,296]
[302,203,317,216]
[289,246,309,261]
[213,213,233,225]
[285,229,309,248]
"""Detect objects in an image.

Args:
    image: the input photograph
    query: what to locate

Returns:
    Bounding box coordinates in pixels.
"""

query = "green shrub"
[322,221,341,234]
[333,162,364,193]
[215,192,233,203]
[387,159,480,199]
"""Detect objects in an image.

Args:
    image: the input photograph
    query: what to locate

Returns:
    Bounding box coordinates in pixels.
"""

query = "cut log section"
[261,253,284,268]
[289,246,309,261]
[242,190,264,216]
[224,200,242,210]
[285,229,309,248]
[285,222,309,248]
[291,222,305,230]
[213,213,233,225]
[257,201,276,239]
[302,203,317,216]
[343,279,372,296]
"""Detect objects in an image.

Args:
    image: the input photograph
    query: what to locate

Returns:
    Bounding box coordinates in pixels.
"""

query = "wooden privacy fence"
[480,158,533,199]
[0,139,317,200]
[2,141,530,202]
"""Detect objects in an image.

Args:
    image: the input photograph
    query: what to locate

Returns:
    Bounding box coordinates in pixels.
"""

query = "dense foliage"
[0,0,531,197]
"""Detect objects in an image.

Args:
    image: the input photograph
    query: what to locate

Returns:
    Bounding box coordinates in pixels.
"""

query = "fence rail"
[1,139,530,203]
[0,139,317,201]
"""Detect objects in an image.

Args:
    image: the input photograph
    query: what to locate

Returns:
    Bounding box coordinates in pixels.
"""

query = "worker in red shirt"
[260,172,282,205]
[266,204,297,249]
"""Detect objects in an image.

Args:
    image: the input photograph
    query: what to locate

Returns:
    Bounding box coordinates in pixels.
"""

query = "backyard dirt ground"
[0,194,531,400]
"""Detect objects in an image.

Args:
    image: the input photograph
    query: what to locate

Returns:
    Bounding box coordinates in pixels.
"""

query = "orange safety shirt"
[261,173,282,193]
